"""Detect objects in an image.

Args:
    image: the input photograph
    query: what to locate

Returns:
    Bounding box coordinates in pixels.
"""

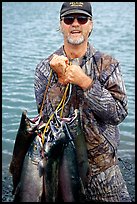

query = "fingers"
[49,55,84,86]
[50,54,69,77]
[51,54,69,65]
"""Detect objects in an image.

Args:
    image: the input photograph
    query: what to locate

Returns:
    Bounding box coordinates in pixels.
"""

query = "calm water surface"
[2,2,135,174]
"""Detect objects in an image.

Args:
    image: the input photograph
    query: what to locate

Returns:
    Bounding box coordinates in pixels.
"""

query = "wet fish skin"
[9,110,37,194]
[13,155,44,202]
[73,111,89,187]
[45,122,67,160]
[45,122,85,202]
[42,122,68,202]
[58,141,82,202]
[10,110,88,202]
[11,117,68,202]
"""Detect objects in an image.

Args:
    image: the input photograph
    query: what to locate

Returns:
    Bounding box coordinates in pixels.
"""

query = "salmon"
[45,118,85,202]
[9,110,37,195]
[9,109,88,202]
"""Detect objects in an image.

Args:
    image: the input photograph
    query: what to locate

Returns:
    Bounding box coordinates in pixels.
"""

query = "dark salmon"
[9,109,88,202]
[9,110,37,194]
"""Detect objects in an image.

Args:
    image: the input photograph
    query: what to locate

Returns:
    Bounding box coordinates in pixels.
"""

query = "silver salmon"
[9,109,88,202]
[9,110,37,195]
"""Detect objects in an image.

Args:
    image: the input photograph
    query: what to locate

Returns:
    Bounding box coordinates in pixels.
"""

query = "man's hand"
[50,54,69,83]
[50,54,93,90]
[64,65,93,90]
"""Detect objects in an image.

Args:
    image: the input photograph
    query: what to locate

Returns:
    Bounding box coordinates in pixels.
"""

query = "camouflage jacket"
[34,44,128,176]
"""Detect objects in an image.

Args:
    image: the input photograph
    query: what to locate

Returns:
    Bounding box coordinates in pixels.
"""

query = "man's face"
[60,14,93,45]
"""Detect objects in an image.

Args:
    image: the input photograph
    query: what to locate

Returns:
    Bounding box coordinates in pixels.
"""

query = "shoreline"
[2,158,135,202]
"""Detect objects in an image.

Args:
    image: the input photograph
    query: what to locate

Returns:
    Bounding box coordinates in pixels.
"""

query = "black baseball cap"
[60,2,92,18]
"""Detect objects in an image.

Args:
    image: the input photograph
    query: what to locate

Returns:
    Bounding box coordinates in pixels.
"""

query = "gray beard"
[67,36,85,45]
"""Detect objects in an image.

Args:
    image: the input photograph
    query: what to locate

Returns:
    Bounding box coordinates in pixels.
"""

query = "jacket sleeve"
[34,59,51,113]
[84,58,128,125]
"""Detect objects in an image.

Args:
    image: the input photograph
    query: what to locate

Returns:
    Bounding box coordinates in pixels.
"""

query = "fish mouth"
[26,114,46,132]
[26,109,78,133]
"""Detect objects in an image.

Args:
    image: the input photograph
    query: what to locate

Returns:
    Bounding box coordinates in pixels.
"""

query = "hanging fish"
[9,109,88,202]
[9,110,38,195]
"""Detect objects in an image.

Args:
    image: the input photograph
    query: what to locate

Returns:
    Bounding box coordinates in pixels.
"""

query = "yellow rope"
[60,83,69,118]
[41,83,70,144]
[60,61,72,118]
[41,61,72,145]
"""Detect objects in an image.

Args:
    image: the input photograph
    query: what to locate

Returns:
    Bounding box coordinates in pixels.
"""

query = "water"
[2,2,135,175]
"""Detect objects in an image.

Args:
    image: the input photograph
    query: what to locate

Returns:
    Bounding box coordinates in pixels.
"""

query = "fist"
[64,65,92,89]
[50,54,69,81]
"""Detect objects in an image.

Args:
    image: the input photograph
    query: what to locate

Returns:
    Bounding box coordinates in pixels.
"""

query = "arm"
[34,59,51,113]
[84,61,128,125]
[49,53,128,125]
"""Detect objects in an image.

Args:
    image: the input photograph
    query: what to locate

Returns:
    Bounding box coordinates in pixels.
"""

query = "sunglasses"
[61,16,91,25]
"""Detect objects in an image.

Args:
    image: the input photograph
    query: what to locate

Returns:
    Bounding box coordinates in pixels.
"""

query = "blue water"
[2,2,135,173]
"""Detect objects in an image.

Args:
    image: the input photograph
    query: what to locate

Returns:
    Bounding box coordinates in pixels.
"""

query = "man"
[34,2,131,202]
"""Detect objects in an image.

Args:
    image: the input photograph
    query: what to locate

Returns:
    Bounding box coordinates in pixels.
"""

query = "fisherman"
[34,2,131,202]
